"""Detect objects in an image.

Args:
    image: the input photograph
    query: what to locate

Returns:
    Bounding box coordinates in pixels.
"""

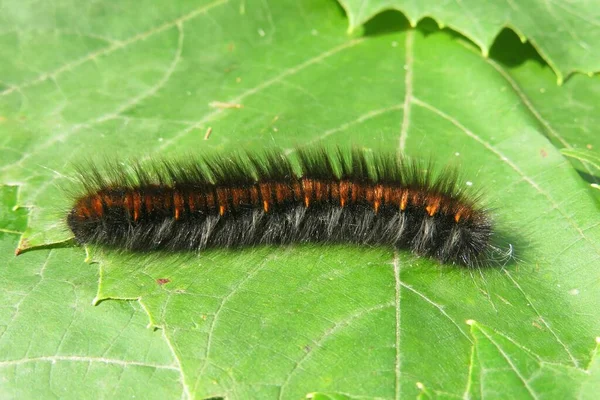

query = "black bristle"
[66,147,507,267]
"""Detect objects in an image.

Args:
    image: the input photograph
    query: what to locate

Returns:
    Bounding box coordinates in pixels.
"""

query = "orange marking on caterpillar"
[173,192,184,220]
[274,183,290,205]
[188,194,195,212]
[78,205,91,218]
[275,184,284,204]
[425,198,441,217]
[103,194,115,207]
[339,181,350,207]
[383,186,392,204]
[259,183,272,212]
[231,188,241,208]
[91,196,103,217]
[216,188,229,216]
[373,185,383,214]
[133,192,142,221]
[400,191,408,211]
[144,195,153,214]
[455,210,463,223]
[330,181,340,204]
[351,182,359,203]
[302,179,314,208]
[411,192,420,205]
[314,181,324,202]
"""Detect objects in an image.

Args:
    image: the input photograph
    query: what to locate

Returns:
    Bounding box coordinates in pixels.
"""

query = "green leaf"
[337,0,600,82]
[581,338,600,400]
[1,0,600,399]
[561,149,600,172]
[307,393,353,400]
[486,29,600,186]
[464,320,600,400]
[0,186,184,399]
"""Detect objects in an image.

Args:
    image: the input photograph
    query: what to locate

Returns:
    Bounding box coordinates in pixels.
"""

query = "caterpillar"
[66,148,509,267]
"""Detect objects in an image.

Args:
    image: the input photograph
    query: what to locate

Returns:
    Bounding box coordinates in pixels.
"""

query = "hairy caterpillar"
[67,148,510,267]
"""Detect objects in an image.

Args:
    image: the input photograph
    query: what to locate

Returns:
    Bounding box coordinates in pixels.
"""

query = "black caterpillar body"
[67,148,504,267]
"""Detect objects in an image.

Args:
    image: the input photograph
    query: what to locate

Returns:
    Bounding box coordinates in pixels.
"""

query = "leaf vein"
[412,97,600,258]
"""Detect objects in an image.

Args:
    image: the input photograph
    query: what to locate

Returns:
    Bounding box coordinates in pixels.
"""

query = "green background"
[1,0,599,398]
